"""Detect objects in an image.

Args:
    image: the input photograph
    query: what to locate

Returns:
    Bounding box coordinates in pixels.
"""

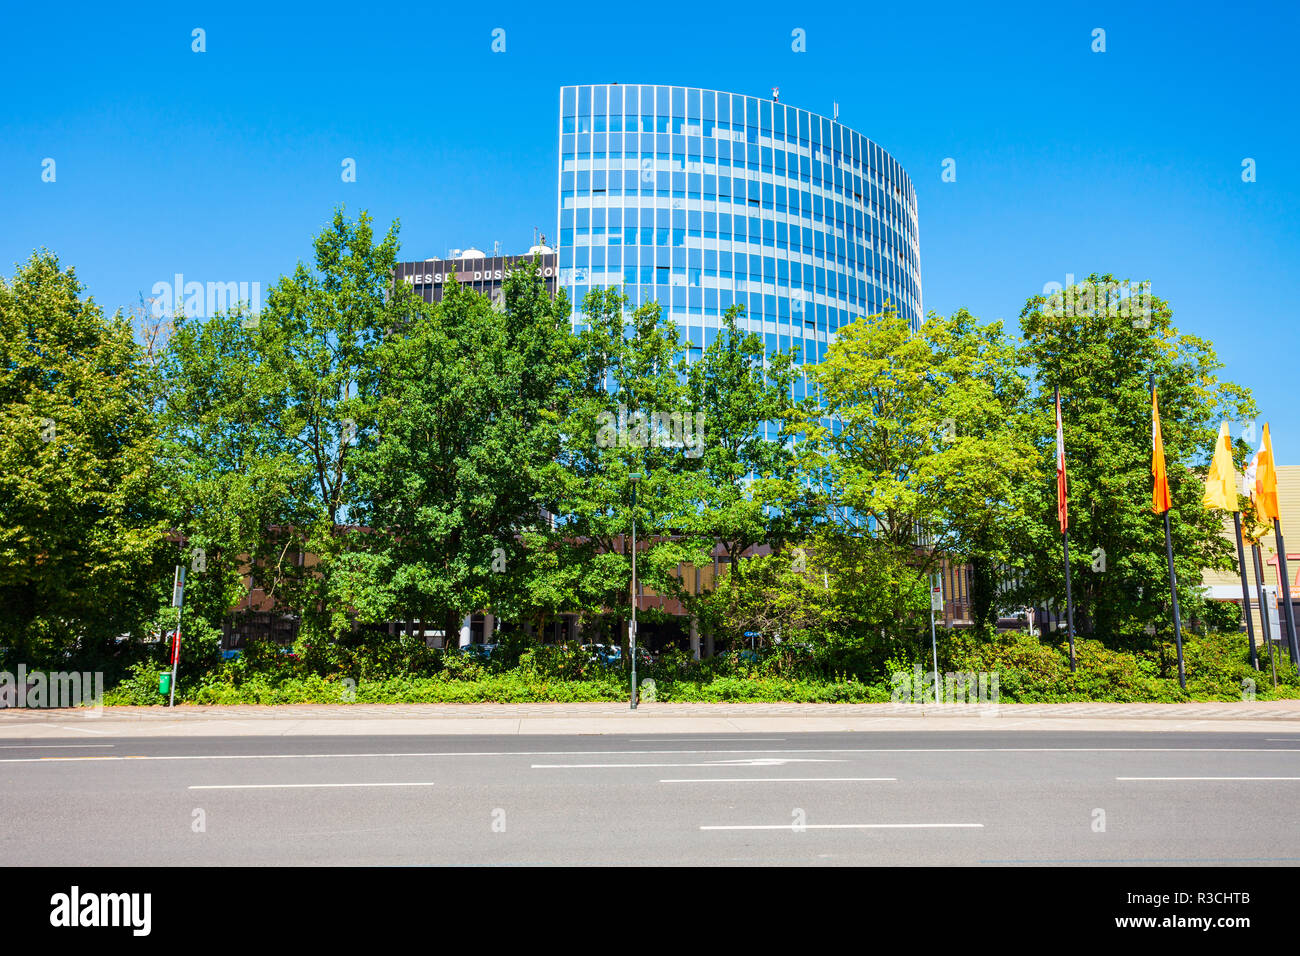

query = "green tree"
[698,549,829,649]
[684,305,815,583]
[339,258,574,646]
[157,305,316,640]
[1013,274,1255,652]
[696,527,928,669]
[0,252,171,664]
[157,208,416,644]
[795,307,1035,644]
[537,287,712,651]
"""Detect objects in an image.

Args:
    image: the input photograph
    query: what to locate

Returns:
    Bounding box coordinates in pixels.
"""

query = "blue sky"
[2,0,1296,461]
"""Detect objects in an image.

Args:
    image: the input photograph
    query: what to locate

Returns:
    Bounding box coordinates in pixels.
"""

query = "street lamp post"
[629,473,641,710]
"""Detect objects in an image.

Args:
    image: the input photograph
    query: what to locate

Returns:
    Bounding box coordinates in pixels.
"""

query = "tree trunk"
[970,552,997,635]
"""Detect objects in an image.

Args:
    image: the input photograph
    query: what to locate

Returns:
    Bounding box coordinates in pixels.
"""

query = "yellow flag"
[1202,421,1238,511]
[1257,423,1281,524]
[1152,388,1172,514]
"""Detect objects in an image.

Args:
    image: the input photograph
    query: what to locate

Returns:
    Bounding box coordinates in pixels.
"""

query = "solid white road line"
[661,777,896,783]
[52,724,113,735]
[188,782,438,790]
[3,747,1299,764]
[1116,776,1300,781]
[532,758,847,768]
[700,823,983,831]
[629,737,787,742]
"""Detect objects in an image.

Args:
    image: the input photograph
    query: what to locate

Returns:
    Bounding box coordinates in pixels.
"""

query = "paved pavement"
[1,729,1298,865]
[3,701,1299,737]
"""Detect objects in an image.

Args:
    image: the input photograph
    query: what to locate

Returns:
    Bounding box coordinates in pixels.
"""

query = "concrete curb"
[2,701,1299,736]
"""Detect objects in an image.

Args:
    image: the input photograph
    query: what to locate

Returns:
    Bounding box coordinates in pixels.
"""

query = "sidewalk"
[2,700,1299,736]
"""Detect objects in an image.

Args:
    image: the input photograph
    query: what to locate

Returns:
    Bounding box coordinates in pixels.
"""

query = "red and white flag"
[1055,388,1068,534]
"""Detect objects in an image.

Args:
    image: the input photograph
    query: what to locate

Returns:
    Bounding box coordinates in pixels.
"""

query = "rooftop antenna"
[493,240,501,257]
[833,101,840,120]
[771,86,780,102]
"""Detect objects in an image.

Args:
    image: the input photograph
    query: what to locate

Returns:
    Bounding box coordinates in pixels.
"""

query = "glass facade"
[556,84,922,384]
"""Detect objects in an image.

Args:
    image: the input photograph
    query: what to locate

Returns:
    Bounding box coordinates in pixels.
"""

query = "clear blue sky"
[2,0,1296,461]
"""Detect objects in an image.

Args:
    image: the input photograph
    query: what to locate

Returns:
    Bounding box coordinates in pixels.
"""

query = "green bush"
[656,676,890,703]
[95,628,1300,706]
[184,673,627,704]
[102,660,171,706]
[944,629,1300,702]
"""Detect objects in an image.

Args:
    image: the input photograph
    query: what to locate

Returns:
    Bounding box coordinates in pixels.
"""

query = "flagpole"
[1274,519,1299,668]
[1062,529,1076,671]
[1233,512,1258,670]
[1163,511,1186,690]
[1253,541,1278,688]
[1151,374,1185,691]
[1055,387,1076,671]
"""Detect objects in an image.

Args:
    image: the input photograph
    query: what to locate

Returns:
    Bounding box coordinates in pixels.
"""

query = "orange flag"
[1256,423,1281,524]
[1152,387,1172,514]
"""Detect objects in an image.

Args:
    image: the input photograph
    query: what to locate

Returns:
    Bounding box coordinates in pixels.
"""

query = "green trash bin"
[158,673,171,696]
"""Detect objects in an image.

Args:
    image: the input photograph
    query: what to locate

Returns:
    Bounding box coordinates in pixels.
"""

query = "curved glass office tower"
[556,84,921,384]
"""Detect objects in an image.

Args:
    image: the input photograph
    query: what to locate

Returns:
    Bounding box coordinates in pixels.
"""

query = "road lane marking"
[3,747,1298,764]
[48,724,113,735]
[982,856,1300,864]
[188,782,438,790]
[700,823,983,831]
[630,737,787,742]
[533,758,847,768]
[0,744,115,749]
[662,777,896,783]
[1116,776,1300,781]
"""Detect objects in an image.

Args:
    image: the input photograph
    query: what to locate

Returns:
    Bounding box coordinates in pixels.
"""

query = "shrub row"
[100,627,1299,706]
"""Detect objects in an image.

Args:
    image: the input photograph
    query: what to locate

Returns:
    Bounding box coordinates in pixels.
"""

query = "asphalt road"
[2,731,1298,866]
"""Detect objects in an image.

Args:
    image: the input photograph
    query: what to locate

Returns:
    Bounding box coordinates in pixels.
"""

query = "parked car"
[580,643,620,666]
[457,643,498,660]
[580,643,657,666]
